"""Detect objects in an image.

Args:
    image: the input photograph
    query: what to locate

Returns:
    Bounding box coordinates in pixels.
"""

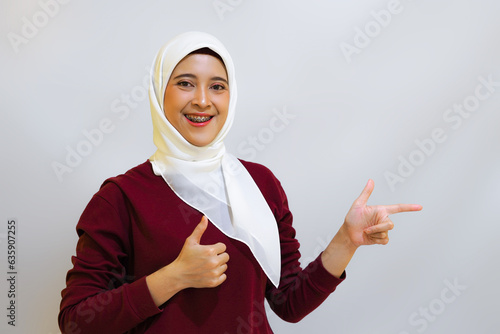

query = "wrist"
[162,261,188,292]
[321,224,359,278]
[146,262,186,307]
[337,222,360,253]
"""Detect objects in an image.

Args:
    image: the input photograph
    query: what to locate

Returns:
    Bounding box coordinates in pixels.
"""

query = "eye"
[176,81,193,87]
[211,83,226,91]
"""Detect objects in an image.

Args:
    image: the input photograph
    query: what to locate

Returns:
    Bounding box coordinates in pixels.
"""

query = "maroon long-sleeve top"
[59,160,345,333]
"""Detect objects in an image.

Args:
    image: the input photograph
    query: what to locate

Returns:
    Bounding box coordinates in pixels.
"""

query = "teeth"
[185,115,212,123]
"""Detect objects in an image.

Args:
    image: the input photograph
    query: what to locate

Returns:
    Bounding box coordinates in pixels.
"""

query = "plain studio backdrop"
[1,0,499,333]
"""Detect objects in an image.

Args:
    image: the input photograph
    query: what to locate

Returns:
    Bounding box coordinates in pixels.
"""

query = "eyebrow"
[172,73,228,84]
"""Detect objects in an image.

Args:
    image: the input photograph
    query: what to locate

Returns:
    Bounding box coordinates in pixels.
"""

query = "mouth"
[184,114,214,126]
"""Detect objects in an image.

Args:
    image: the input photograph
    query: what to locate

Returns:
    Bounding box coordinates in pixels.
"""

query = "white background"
[1,0,499,333]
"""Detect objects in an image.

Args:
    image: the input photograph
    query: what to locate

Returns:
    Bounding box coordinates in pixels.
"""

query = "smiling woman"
[163,49,230,147]
[58,31,422,334]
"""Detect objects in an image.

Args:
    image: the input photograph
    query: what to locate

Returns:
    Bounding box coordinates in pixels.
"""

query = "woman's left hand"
[343,179,422,247]
[321,179,422,277]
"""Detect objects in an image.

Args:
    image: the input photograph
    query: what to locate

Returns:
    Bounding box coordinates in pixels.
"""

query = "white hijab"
[148,31,281,287]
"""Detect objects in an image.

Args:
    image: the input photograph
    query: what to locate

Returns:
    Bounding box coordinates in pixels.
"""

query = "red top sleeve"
[59,189,162,334]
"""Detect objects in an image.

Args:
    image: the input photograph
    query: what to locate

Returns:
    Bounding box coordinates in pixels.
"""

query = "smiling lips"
[184,114,214,127]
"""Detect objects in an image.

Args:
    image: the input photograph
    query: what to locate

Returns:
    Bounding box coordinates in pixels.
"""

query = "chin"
[188,137,214,147]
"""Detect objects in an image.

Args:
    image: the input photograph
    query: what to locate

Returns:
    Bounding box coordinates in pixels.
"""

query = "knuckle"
[208,277,220,287]
[206,246,217,256]
[209,258,219,267]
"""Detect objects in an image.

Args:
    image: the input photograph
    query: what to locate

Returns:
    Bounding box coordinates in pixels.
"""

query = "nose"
[192,86,210,109]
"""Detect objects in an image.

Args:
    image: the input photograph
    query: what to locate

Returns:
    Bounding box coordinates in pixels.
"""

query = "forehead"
[170,53,228,79]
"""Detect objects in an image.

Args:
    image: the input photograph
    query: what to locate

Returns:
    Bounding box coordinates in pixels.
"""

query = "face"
[163,53,230,147]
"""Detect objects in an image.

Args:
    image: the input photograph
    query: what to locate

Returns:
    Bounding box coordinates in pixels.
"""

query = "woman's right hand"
[171,215,229,288]
[146,216,229,307]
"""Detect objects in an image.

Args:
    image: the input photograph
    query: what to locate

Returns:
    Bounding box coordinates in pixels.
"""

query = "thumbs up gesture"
[172,216,229,288]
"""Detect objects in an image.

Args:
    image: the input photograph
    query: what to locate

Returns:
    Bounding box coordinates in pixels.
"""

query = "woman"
[58,31,422,334]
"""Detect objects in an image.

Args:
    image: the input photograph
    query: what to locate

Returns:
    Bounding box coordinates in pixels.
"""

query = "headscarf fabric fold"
[148,31,281,287]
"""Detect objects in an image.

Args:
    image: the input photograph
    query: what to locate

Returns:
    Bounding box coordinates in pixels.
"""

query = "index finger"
[385,204,423,215]
[211,242,227,255]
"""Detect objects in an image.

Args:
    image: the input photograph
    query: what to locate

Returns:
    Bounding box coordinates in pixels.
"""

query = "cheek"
[215,95,230,117]
[164,90,188,115]
[164,89,178,107]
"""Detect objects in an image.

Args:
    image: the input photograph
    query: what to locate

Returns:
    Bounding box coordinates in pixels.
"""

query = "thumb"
[187,216,208,245]
[354,179,374,206]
